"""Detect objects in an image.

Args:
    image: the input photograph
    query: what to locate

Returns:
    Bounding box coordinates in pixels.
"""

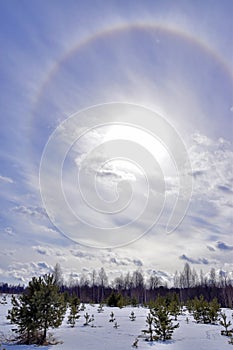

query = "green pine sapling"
[129,311,136,321]
[220,313,232,336]
[109,311,115,323]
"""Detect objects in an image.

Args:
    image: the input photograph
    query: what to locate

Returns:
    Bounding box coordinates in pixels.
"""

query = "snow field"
[0,296,232,349]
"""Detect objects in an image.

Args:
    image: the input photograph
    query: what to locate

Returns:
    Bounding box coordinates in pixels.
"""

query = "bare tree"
[98,268,108,302]
[114,274,124,292]
[91,269,96,302]
[191,268,199,287]
[80,274,90,287]
[199,269,204,287]
[174,271,180,288]
[53,263,63,287]
[132,269,145,303]
[149,273,161,290]
[182,263,192,288]
[124,272,133,290]
[132,270,144,289]
[209,268,217,287]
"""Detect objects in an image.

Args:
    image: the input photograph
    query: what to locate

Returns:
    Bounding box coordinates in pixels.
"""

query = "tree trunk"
[41,320,47,344]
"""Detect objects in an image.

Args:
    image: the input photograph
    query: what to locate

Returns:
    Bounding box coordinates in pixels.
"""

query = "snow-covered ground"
[0,295,232,349]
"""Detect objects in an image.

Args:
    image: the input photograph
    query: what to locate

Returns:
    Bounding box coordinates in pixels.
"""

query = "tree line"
[59,263,233,308]
[1,263,232,308]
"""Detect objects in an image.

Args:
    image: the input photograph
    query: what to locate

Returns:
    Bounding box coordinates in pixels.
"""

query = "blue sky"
[0,0,232,284]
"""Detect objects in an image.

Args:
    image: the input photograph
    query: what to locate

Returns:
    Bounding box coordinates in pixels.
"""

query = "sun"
[103,124,170,168]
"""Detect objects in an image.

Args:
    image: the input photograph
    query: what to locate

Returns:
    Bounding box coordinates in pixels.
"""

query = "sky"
[0,0,232,285]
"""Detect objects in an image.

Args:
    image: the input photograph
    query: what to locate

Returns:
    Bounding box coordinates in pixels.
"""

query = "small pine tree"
[80,303,86,311]
[220,313,232,336]
[132,338,139,348]
[169,300,180,321]
[97,304,104,313]
[153,295,166,311]
[67,304,80,327]
[192,295,210,324]
[107,292,124,307]
[117,295,125,309]
[7,294,36,344]
[186,299,194,314]
[209,298,220,324]
[142,312,154,341]
[90,314,95,327]
[129,311,136,321]
[83,312,94,326]
[109,311,116,323]
[1,296,7,305]
[192,296,220,324]
[69,294,80,308]
[131,296,138,307]
[152,305,179,341]
[113,321,119,328]
[67,295,80,328]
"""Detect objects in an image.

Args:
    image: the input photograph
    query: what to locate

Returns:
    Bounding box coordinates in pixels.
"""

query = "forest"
[1,263,232,308]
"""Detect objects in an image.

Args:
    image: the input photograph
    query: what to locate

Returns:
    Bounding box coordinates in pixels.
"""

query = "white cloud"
[7,261,53,283]
[179,254,209,265]
[189,133,233,208]
[33,245,64,257]
[4,227,14,235]
[0,175,14,184]
[12,205,48,220]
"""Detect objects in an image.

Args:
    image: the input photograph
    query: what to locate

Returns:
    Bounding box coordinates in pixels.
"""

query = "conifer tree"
[35,274,66,343]
[1,296,7,305]
[143,312,154,341]
[192,295,209,323]
[169,300,180,321]
[107,291,124,307]
[153,294,166,311]
[129,311,136,321]
[109,311,116,322]
[220,313,232,336]
[83,312,94,326]
[97,303,104,313]
[186,299,194,314]
[80,303,86,311]
[113,321,119,328]
[67,305,80,327]
[7,294,37,344]
[209,298,220,324]
[131,296,137,307]
[151,305,179,341]
[67,294,80,327]
[7,274,66,345]
[192,295,220,324]
[132,338,139,348]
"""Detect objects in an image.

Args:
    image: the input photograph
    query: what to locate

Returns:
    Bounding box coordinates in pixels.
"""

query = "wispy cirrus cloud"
[12,205,48,220]
[0,175,14,184]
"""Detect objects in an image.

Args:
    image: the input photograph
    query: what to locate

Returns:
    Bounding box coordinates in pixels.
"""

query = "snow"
[0,295,232,349]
